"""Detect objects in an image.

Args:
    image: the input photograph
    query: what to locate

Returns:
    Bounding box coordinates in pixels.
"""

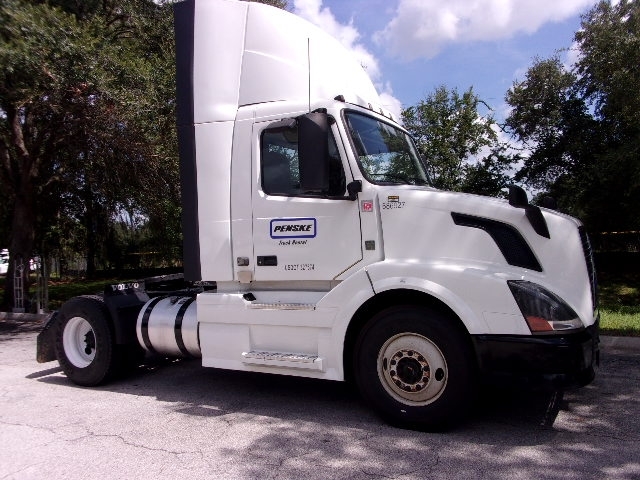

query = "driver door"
[251,118,362,281]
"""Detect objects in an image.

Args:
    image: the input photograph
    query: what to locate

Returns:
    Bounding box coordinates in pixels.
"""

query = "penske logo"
[273,224,312,233]
[270,218,317,239]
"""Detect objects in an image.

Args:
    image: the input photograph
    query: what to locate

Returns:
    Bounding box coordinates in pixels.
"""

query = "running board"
[242,350,324,371]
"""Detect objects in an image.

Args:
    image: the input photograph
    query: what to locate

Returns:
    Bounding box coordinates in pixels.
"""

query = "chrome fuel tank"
[136,296,200,357]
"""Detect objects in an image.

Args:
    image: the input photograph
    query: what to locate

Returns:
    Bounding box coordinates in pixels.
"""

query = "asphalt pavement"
[1,317,639,480]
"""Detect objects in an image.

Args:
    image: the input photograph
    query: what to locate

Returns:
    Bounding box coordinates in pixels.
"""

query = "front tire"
[354,305,476,430]
[55,296,116,386]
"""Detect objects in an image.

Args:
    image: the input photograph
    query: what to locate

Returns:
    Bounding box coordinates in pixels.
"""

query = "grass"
[598,272,640,337]
[2,271,639,336]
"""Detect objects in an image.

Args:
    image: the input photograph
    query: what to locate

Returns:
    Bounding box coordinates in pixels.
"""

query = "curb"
[0,312,49,323]
[600,335,640,353]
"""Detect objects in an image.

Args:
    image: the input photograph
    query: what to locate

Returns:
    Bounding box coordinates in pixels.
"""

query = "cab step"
[241,350,324,371]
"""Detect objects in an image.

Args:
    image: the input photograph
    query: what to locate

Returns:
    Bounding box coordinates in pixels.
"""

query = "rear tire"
[354,305,476,430]
[55,296,117,386]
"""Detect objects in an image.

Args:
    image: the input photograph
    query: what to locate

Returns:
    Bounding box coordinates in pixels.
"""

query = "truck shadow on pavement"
[32,352,593,434]
[0,317,46,340]
[30,345,640,479]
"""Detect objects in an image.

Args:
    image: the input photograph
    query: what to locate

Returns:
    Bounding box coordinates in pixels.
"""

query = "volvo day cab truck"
[37,0,599,430]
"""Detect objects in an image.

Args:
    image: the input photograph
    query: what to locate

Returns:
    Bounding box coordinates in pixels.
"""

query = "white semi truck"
[37,0,599,429]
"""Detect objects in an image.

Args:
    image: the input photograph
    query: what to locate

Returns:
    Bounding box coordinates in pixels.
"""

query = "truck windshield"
[344,111,430,186]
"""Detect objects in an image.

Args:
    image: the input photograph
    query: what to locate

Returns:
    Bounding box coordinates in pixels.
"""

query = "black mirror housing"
[298,112,330,192]
[509,185,529,208]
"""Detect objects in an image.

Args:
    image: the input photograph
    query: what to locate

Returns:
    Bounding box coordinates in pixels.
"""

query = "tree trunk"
[84,183,97,279]
[3,192,35,310]
[1,105,37,310]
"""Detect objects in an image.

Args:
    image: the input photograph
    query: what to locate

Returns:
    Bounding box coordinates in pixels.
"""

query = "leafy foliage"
[0,0,180,306]
[0,0,291,308]
[505,0,640,230]
[402,86,512,195]
[252,0,288,8]
[504,57,601,218]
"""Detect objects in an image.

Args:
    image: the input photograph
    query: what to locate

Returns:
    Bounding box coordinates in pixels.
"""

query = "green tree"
[1,1,86,305]
[460,145,515,197]
[505,57,598,188]
[0,0,291,308]
[575,0,640,139]
[402,85,511,194]
[505,1,640,230]
[0,0,179,307]
[574,0,640,230]
[252,0,288,7]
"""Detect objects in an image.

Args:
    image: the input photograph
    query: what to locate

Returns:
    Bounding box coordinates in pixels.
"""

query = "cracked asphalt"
[1,319,639,480]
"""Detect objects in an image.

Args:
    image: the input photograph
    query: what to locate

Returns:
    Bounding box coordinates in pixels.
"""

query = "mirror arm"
[325,180,362,201]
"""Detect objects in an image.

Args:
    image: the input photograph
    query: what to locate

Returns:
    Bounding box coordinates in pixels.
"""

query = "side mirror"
[508,185,529,208]
[298,112,329,192]
[346,180,362,201]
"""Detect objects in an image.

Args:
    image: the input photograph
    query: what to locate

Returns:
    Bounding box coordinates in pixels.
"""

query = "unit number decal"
[381,195,406,210]
[284,263,316,271]
[381,201,406,209]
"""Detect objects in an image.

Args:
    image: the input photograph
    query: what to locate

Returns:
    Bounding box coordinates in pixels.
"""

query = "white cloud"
[293,0,381,80]
[293,0,404,116]
[378,82,404,122]
[376,0,598,60]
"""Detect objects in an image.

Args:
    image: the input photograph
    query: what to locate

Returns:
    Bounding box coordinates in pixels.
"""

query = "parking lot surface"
[1,319,639,480]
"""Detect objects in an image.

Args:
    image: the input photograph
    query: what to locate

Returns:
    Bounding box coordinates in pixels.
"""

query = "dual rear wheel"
[55,296,143,386]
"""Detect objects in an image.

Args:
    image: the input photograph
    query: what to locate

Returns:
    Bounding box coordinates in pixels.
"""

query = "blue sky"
[291,0,600,123]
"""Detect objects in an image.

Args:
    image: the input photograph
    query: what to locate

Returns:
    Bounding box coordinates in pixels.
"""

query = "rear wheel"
[354,305,476,430]
[55,296,117,386]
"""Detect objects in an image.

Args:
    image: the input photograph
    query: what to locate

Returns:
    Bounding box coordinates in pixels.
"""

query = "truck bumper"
[472,321,600,388]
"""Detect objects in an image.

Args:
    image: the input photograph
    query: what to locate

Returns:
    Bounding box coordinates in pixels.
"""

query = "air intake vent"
[451,213,543,272]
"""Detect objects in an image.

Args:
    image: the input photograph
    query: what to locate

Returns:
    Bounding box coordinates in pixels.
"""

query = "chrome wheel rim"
[377,333,448,406]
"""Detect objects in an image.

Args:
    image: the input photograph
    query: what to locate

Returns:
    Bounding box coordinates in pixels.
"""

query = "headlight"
[507,281,584,334]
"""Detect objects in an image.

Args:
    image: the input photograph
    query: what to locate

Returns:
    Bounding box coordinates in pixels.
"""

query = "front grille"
[579,227,599,309]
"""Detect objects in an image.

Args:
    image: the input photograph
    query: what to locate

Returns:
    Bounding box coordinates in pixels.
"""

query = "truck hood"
[373,186,595,323]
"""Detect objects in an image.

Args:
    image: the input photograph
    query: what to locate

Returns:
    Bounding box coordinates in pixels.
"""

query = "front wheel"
[55,296,117,386]
[354,305,476,430]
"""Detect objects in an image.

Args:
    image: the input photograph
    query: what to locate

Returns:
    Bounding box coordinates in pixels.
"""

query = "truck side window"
[261,124,346,196]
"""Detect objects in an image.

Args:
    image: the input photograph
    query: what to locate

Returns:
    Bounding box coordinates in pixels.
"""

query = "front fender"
[317,269,376,379]
[365,261,529,336]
